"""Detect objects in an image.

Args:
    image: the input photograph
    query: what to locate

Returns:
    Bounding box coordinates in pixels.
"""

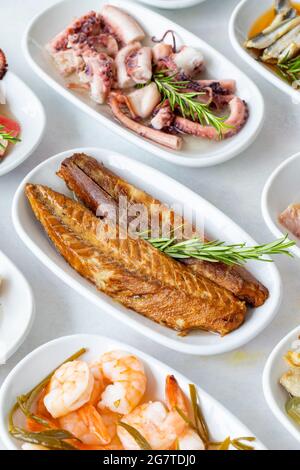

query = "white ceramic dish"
[0,71,45,176]
[12,147,282,356]
[263,325,300,444]
[0,250,35,363]
[134,0,207,10]
[23,0,264,168]
[261,152,300,258]
[0,334,267,449]
[229,0,300,104]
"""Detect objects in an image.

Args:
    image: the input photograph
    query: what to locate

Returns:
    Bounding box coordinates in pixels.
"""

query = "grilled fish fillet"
[25,183,247,335]
[57,153,268,307]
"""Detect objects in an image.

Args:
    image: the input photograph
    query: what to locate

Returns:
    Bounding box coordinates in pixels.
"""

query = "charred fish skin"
[58,153,269,307]
[245,15,300,50]
[25,183,247,336]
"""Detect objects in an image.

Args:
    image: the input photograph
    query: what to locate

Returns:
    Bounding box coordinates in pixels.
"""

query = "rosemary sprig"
[153,71,232,137]
[141,233,295,266]
[0,124,21,149]
[118,422,152,450]
[277,54,300,86]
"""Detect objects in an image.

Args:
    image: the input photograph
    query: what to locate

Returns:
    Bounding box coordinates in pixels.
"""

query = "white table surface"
[1,0,300,451]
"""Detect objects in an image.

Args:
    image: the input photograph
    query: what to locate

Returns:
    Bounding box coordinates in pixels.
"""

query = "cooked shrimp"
[44,360,94,418]
[89,361,105,405]
[177,428,205,450]
[117,375,205,450]
[97,351,146,415]
[59,404,111,446]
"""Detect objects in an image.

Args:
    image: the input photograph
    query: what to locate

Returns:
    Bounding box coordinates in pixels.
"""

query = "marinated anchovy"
[262,23,300,61]
[246,16,300,50]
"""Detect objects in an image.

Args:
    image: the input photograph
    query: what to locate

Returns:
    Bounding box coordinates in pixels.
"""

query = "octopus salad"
[9,348,256,450]
[280,337,300,426]
[46,4,249,151]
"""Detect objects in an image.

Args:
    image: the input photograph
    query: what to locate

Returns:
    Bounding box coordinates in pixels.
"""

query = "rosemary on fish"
[141,232,295,266]
[277,54,300,85]
[0,124,21,149]
[153,71,232,137]
[8,348,86,450]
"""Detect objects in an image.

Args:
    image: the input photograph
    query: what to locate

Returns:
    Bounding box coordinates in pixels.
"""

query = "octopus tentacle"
[174,97,249,140]
[108,93,182,150]
[101,5,145,45]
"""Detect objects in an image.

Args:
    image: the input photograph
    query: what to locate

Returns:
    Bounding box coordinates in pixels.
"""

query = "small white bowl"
[0,250,35,363]
[229,0,300,104]
[12,147,282,356]
[0,334,267,450]
[263,325,300,444]
[0,71,46,176]
[261,152,300,258]
[23,0,264,168]
[134,0,207,9]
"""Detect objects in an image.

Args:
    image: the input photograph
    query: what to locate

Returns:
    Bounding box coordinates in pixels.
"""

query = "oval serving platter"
[0,334,267,449]
[12,147,281,356]
[263,325,300,444]
[0,250,35,363]
[229,0,300,104]
[261,152,300,258]
[23,0,264,168]
[134,0,208,10]
[0,71,45,177]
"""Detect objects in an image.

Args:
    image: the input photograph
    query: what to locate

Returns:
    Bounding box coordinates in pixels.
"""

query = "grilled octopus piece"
[101,5,145,46]
[108,93,182,150]
[69,33,119,58]
[0,49,8,80]
[47,11,102,53]
[81,52,115,104]
[151,100,175,130]
[174,97,249,140]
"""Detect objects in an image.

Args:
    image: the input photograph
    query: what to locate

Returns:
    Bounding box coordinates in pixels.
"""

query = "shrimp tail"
[165,375,188,413]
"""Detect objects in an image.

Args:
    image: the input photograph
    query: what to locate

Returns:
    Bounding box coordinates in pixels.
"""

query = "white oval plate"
[0,71,46,176]
[263,325,300,444]
[134,0,207,10]
[261,152,300,258]
[0,334,266,449]
[0,250,35,363]
[23,0,264,168]
[229,0,300,104]
[12,147,282,356]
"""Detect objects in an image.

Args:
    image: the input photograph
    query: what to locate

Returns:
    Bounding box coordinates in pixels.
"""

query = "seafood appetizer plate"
[134,0,208,10]
[0,71,45,176]
[0,334,267,449]
[230,0,300,104]
[23,0,264,167]
[263,325,300,444]
[0,250,34,363]
[262,152,300,258]
[12,147,281,355]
